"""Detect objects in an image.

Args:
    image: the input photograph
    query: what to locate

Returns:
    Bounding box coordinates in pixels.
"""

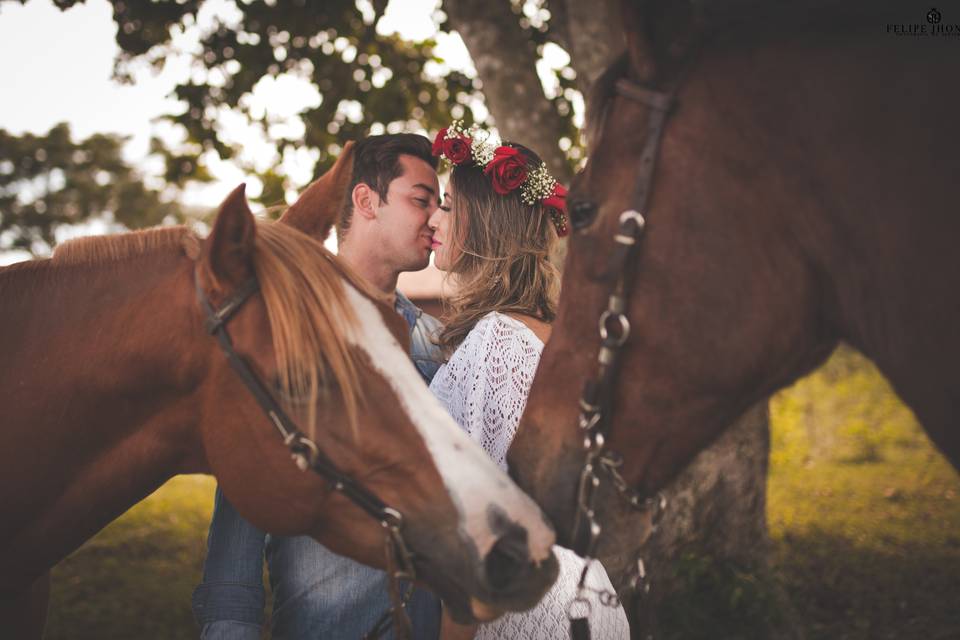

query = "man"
[192,134,444,639]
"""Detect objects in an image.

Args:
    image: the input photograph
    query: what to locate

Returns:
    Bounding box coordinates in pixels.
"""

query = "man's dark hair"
[337,133,438,243]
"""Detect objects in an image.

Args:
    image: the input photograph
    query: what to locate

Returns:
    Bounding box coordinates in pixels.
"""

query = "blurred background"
[1,1,958,638]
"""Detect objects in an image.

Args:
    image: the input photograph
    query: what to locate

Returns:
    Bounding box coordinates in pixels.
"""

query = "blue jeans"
[192,489,441,640]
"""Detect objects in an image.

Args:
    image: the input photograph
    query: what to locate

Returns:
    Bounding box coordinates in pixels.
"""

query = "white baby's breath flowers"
[471,138,495,167]
[443,119,498,167]
[521,162,558,206]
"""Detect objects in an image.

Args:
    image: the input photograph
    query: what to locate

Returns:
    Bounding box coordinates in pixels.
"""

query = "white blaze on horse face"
[342,283,555,564]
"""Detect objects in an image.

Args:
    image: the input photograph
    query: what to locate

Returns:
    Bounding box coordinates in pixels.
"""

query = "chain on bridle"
[194,270,415,640]
[566,77,680,640]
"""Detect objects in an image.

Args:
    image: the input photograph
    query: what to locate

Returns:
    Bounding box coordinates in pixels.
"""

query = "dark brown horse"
[510,0,960,557]
[0,149,558,636]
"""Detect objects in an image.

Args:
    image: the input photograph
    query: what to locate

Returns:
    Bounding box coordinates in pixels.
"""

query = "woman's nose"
[427,207,441,231]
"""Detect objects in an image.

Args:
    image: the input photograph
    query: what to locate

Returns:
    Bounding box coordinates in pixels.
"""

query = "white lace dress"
[429,312,630,640]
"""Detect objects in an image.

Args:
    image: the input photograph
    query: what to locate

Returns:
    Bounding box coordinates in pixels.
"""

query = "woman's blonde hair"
[437,143,560,356]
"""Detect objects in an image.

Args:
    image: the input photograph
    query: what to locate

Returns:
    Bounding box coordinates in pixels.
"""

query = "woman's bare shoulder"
[501,312,551,344]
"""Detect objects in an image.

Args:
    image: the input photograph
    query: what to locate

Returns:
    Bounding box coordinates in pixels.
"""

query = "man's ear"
[203,183,256,290]
[279,141,356,241]
[351,182,379,222]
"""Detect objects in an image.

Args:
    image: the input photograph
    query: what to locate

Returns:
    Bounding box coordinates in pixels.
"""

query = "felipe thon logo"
[887,7,958,36]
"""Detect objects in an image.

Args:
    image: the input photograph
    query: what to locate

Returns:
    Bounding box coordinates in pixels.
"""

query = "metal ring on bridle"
[291,434,320,471]
[381,507,404,529]
[579,411,602,435]
[598,310,631,345]
[619,209,646,231]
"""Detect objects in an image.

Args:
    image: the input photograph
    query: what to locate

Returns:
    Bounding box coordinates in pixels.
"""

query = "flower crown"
[431,121,569,237]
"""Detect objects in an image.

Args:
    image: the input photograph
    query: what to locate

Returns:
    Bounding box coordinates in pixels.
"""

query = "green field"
[44,346,960,639]
[766,348,960,640]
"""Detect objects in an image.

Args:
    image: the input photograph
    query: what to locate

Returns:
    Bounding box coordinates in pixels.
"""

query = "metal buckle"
[381,508,416,581]
[289,434,320,471]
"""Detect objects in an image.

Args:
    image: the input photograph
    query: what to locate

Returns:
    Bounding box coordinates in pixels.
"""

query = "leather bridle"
[570,77,677,559]
[566,77,681,639]
[194,269,415,640]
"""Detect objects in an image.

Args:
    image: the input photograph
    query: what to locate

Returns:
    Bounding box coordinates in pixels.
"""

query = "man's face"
[374,154,441,272]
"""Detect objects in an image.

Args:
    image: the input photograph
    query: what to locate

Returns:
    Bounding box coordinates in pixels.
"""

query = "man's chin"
[404,254,431,272]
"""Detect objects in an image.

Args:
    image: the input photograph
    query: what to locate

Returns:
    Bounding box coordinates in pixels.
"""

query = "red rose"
[544,183,569,236]
[543,182,568,212]
[483,146,528,194]
[442,136,472,164]
[431,128,448,156]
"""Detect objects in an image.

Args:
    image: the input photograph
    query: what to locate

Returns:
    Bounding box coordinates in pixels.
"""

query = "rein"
[194,270,415,640]
[566,77,678,640]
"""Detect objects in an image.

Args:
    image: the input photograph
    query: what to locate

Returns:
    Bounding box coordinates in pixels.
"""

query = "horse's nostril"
[484,525,531,591]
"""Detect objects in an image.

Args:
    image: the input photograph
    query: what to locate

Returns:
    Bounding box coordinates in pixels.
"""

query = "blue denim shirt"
[395,290,443,382]
[192,294,444,640]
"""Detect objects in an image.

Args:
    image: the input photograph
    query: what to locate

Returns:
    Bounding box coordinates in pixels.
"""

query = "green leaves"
[103,0,486,184]
[0,0,584,249]
[0,123,186,255]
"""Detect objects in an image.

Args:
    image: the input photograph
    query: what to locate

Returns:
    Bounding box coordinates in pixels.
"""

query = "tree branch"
[443,0,570,180]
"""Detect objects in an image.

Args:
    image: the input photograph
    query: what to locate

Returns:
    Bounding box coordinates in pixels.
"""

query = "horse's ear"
[620,0,657,83]
[204,183,256,289]
[621,0,705,81]
[279,141,356,242]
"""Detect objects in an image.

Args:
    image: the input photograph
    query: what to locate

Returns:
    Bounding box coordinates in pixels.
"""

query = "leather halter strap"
[568,77,678,640]
[571,78,676,559]
[194,270,415,639]
[616,78,675,232]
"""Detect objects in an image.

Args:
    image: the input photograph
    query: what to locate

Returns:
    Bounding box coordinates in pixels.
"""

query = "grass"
[766,346,960,640]
[45,475,216,640]
[43,346,960,638]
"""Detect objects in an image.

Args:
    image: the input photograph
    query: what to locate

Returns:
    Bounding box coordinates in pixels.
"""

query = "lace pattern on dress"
[429,312,630,640]
[429,312,542,471]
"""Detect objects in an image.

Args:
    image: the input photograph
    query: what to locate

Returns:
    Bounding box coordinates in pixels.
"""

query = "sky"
[0,0,464,261]
[0,0,472,199]
[0,0,570,263]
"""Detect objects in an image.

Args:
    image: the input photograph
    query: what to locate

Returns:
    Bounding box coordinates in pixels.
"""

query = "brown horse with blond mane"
[510,0,960,561]
[0,146,558,637]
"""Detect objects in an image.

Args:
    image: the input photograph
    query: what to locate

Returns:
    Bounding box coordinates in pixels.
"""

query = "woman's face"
[428,182,462,271]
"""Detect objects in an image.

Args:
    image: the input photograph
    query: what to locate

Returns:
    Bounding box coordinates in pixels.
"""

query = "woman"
[427,122,630,640]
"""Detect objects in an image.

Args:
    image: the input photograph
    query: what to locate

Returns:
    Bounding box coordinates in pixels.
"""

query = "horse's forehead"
[339,282,556,564]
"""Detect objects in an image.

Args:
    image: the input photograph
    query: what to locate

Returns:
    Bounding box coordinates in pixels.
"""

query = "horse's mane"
[51,221,380,439]
[253,221,379,438]
[52,226,198,265]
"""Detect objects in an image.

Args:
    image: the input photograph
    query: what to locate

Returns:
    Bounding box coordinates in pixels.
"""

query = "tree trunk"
[554,0,624,96]
[442,0,570,181]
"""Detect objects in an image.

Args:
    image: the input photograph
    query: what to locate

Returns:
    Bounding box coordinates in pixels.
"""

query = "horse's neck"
[0,253,208,582]
[741,33,960,446]
[817,205,958,456]
[0,253,206,463]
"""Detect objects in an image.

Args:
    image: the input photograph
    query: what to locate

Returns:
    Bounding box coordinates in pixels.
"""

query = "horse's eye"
[569,199,598,230]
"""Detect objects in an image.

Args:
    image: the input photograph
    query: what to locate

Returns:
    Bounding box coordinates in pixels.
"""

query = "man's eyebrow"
[411,183,436,196]
[412,182,441,205]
